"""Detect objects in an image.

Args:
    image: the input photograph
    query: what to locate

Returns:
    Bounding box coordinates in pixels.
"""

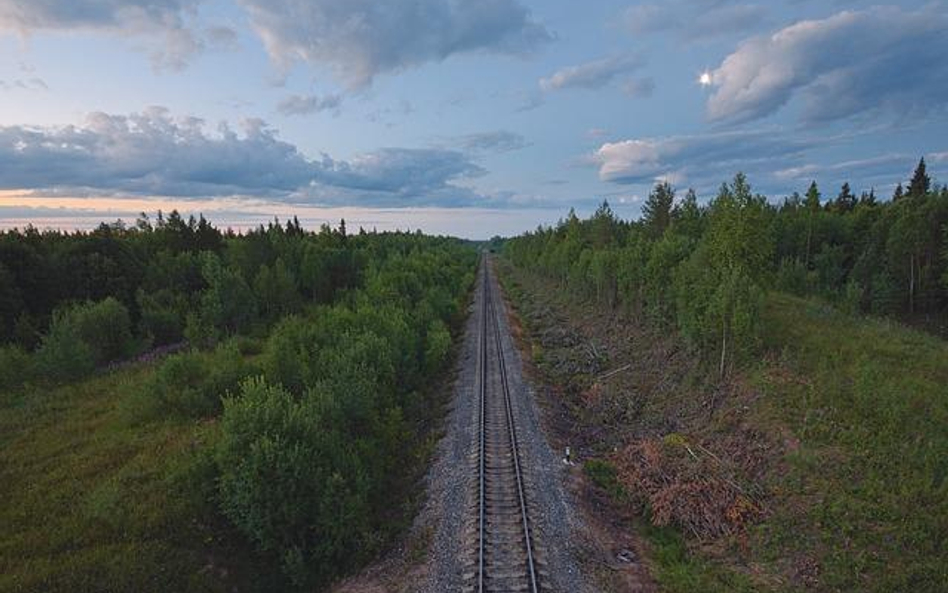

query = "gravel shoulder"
[418,259,600,592]
[336,259,618,592]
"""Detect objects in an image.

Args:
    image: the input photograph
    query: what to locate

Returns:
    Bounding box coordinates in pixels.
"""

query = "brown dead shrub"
[581,382,603,408]
[612,435,761,540]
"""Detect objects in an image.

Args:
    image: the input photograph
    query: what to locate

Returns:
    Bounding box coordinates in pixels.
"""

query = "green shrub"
[69,297,136,365]
[424,318,452,375]
[840,279,864,315]
[775,258,810,296]
[36,298,136,381]
[216,377,373,587]
[183,311,219,349]
[36,313,96,382]
[261,316,313,395]
[127,341,253,422]
[0,344,34,390]
[137,288,188,345]
[232,335,264,356]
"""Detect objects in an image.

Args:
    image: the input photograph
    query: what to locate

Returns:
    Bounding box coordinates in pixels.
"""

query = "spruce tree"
[642,181,675,237]
[892,183,904,201]
[907,157,930,198]
[836,182,856,213]
[804,181,820,267]
[804,181,821,211]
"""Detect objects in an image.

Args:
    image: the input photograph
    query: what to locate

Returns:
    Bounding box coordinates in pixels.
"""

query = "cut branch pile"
[612,435,761,540]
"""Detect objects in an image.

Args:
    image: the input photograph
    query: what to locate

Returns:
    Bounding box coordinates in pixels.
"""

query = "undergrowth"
[503,261,948,592]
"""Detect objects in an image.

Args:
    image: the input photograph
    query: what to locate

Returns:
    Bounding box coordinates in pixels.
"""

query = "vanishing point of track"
[469,255,543,593]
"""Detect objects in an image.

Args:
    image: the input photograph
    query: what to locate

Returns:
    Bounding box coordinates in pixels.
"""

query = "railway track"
[465,256,545,593]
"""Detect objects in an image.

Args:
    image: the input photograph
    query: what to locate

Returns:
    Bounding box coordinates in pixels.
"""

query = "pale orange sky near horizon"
[0,192,567,238]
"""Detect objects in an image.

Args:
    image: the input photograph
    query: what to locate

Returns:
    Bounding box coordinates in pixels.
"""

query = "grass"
[501,262,948,592]
[0,365,281,593]
[748,294,948,592]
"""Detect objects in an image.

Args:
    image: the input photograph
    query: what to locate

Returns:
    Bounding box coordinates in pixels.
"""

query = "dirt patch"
[330,528,431,593]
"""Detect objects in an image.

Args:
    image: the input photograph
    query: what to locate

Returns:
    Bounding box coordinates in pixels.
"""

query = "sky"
[0,0,946,238]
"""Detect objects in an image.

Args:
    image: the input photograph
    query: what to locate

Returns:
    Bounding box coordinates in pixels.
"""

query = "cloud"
[0,77,47,91]
[0,108,498,208]
[594,128,808,187]
[593,128,942,197]
[624,1,765,40]
[455,131,529,154]
[773,154,909,183]
[276,93,342,116]
[773,153,948,191]
[586,128,610,140]
[540,54,645,92]
[0,0,211,70]
[236,0,551,88]
[204,25,238,50]
[623,4,676,34]
[707,6,948,124]
[622,77,654,98]
[514,89,545,112]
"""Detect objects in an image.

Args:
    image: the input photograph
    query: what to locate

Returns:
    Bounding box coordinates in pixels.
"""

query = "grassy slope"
[0,367,279,593]
[500,263,948,592]
[748,294,948,592]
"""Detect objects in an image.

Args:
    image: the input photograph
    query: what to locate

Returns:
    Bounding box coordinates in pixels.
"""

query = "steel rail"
[476,255,540,593]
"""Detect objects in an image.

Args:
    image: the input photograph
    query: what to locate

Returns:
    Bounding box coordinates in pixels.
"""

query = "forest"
[0,215,477,588]
[501,158,948,591]
[506,158,948,373]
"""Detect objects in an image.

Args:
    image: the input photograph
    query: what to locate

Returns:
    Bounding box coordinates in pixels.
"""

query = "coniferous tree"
[893,183,904,201]
[671,188,704,241]
[590,200,617,247]
[804,181,821,267]
[642,181,675,238]
[908,157,931,198]
[804,181,821,211]
[836,182,856,213]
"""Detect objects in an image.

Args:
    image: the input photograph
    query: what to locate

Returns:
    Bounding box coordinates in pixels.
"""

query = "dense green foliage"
[125,341,258,422]
[216,242,475,587]
[1,212,477,590]
[0,212,469,387]
[35,298,137,382]
[507,161,948,370]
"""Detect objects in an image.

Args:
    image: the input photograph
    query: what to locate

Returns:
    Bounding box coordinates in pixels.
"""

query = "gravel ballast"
[418,261,597,593]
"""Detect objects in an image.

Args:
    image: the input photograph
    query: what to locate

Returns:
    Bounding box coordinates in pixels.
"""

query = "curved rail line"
[473,255,541,593]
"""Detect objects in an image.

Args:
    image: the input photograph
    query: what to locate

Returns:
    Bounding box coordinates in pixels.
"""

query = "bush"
[0,345,34,391]
[36,313,96,382]
[840,279,864,316]
[183,311,219,350]
[69,297,136,365]
[775,258,810,296]
[137,288,188,345]
[424,318,452,375]
[261,317,314,395]
[216,377,373,587]
[127,341,253,421]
